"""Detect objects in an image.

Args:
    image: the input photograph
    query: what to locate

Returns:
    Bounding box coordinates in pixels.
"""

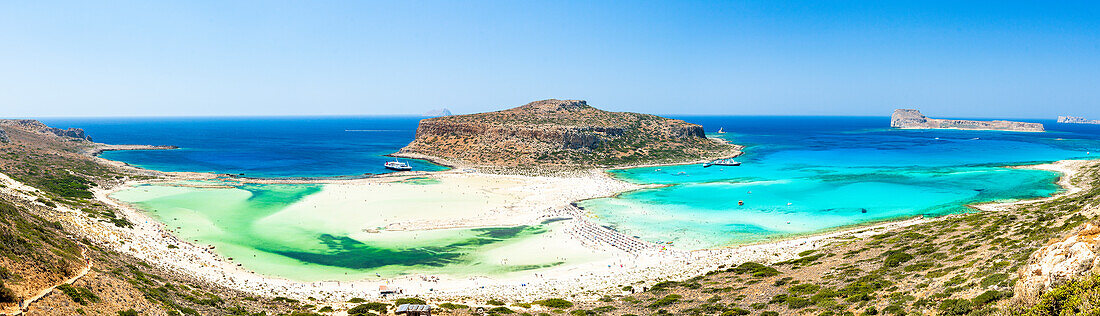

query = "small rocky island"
[891,109,1044,132]
[1058,116,1100,125]
[396,99,740,168]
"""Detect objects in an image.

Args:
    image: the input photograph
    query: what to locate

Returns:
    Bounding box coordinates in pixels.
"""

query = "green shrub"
[648,294,682,308]
[761,312,780,316]
[1021,274,1100,315]
[533,298,573,308]
[789,283,821,296]
[487,299,506,306]
[394,297,426,306]
[439,302,469,309]
[347,297,366,303]
[721,308,750,315]
[883,251,913,268]
[117,310,139,316]
[971,290,1007,306]
[348,302,388,314]
[729,262,781,277]
[980,273,1009,287]
[57,284,100,305]
[488,306,514,314]
[938,299,972,316]
[787,297,812,309]
[0,282,17,303]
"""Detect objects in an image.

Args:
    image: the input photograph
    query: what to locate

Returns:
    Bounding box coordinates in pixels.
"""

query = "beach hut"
[395,304,431,315]
[379,285,402,296]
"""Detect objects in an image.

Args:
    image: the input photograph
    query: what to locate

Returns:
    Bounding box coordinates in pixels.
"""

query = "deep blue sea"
[41,117,448,177]
[42,116,1100,249]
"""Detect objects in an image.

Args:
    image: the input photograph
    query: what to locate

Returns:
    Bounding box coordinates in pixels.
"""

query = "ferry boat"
[703,158,741,168]
[384,160,412,171]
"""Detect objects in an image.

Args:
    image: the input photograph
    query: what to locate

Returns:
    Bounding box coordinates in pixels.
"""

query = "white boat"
[703,158,741,167]
[717,127,726,134]
[384,160,412,171]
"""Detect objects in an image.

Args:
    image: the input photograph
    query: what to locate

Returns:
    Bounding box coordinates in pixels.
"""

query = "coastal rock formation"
[0,119,93,141]
[1015,221,1100,302]
[0,127,7,143]
[891,109,1044,132]
[1058,116,1100,125]
[397,99,738,167]
[423,108,453,117]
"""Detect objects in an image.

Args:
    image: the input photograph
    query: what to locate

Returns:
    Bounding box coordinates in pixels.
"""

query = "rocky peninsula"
[891,109,1045,132]
[396,99,740,169]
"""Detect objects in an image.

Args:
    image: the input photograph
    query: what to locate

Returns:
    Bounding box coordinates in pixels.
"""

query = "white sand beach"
[2,159,1089,304]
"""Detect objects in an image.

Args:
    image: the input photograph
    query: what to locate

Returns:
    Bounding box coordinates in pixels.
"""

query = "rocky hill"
[423,108,453,117]
[891,109,1045,132]
[396,99,739,168]
[0,119,311,315]
[0,119,93,141]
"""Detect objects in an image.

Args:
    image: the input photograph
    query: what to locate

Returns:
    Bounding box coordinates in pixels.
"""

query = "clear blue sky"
[1,1,1098,118]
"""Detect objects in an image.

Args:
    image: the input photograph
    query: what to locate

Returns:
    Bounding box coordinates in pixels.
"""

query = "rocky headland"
[396,99,740,169]
[0,119,94,141]
[891,109,1045,132]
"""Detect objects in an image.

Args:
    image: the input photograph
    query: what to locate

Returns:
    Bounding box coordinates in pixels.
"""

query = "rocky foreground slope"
[0,120,310,315]
[397,99,739,168]
[891,109,1045,132]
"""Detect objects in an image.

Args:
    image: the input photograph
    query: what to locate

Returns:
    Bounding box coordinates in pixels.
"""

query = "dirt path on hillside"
[1,247,91,316]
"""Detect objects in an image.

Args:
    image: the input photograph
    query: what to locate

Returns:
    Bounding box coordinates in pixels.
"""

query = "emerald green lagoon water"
[112,183,573,281]
[77,116,1100,279]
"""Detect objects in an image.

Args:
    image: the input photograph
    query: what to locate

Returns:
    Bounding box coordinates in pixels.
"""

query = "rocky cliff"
[891,109,1044,132]
[0,119,92,141]
[1015,221,1100,304]
[397,99,738,168]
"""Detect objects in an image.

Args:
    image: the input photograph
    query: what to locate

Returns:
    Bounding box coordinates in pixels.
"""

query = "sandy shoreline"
[32,145,1098,303]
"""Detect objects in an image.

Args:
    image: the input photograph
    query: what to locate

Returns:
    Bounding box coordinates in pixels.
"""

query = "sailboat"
[717,127,726,134]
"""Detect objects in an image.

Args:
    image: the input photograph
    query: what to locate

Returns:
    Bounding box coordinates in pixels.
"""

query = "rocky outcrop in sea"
[891,109,1044,132]
[398,99,737,168]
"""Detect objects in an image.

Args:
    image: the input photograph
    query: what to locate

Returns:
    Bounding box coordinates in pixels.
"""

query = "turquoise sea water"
[580,116,1100,249]
[44,116,1100,275]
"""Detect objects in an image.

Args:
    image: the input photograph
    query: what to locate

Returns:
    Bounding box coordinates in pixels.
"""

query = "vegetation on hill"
[0,120,315,315]
[399,99,739,168]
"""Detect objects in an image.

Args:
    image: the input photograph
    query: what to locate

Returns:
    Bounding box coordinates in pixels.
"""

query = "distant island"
[397,99,740,168]
[422,108,452,117]
[1058,116,1100,125]
[891,109,1045,132]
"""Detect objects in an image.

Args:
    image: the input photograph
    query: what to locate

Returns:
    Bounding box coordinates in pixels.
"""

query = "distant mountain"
[422,108,452,117]
[397,99,740,168]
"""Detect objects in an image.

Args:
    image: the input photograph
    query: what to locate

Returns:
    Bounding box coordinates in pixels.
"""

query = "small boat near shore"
[384,160,413,171]
[703,158,741,168]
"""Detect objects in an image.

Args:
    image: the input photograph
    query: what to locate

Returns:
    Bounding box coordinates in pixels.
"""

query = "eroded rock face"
[398,99,734,167]
[890,109,1045,132]
[0,127,7,143]
[1015,222,1100,301]
[0,119,92,141]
